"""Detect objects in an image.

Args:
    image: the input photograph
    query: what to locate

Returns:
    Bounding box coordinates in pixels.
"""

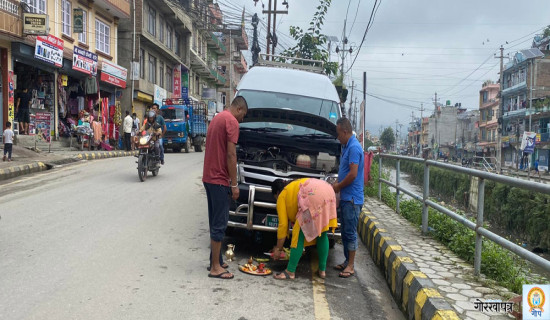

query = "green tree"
[279,0,338,76]
[380,127,395,150]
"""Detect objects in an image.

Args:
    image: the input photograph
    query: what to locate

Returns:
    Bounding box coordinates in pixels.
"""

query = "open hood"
[243,108,338,137]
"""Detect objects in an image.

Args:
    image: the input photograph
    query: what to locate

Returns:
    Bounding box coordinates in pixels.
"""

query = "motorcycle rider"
[139,110,162,158]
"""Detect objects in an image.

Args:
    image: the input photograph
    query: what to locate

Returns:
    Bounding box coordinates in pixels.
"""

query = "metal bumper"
[228,185,341,238]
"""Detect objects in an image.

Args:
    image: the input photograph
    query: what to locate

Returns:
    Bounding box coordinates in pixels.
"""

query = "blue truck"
[160,99,208,153]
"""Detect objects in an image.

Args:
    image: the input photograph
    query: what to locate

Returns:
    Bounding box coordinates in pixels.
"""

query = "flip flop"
[274,270,294,280]
[339,271,355,278]
[207,263,229,271]
[333,263,347,271]
[317,270,326,279]
[208,271,234,279]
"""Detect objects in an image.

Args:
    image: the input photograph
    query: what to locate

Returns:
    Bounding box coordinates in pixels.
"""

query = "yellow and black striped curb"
[358,210,460,320]
[75,150,139,161]
[0,162,47,181]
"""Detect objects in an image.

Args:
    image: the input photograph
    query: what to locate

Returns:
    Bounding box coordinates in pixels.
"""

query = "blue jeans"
[159,138,165,161]
[339,200,362,263]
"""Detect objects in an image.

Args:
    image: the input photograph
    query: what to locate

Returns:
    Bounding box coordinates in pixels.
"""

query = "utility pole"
[395,120,399,151]
[340,20,347,77]
[229,28,233,105]
[262,0,288,60]
[495,45,505,173]
[433,92,439,150]
[349,80,354,124]
[251,13,261,66]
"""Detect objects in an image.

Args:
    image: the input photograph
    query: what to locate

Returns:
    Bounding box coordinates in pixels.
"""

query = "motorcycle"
[135,133,161,182]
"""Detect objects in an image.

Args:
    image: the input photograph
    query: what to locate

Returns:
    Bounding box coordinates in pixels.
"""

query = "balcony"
[190,48,210,76]
[209,68,226,86]
[207,32,226,55]
[502,81,527,96]
[94,0,130,19]
[0,0,21,37]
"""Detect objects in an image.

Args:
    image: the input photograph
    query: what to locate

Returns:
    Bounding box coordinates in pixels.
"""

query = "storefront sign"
[60,74,68,86]
[100,60,127,88]
[73,8,83,33]
[181,71,189,99]
[173,66,181,98]
[35,111,52,143]
[73,46,98,76]
[34,35,64,67]
[154,85,167,105]
[521,131,536,154]
[23,13,49,35]
[8,71,14,122]
[201,88,216,100]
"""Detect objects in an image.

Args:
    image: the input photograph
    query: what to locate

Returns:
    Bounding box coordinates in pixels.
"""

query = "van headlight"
[323,174,338,185]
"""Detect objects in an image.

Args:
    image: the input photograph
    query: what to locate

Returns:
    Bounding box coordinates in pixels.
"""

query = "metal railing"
[378,153,550,276]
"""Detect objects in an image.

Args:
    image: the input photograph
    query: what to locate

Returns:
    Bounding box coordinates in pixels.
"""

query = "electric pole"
[495,45,505,173]
[433,92,439,149]
[251,13,261,66]
[349,80,354,124]
[261,0,288,60]
[395,120,399,151]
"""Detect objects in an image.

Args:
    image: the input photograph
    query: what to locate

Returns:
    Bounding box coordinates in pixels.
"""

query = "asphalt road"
[0,151,404,320]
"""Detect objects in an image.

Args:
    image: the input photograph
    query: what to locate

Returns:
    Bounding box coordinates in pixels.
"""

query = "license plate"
[266,215,278,227]
[167,139,172,144]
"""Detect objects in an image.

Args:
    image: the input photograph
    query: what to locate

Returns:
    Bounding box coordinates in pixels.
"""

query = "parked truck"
[160,99,207,153]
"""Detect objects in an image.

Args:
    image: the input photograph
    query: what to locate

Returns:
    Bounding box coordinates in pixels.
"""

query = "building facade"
[477,82,499,158]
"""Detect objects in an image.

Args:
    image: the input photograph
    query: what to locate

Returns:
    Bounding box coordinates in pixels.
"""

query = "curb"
[0,151,139,181]
[358,210,461,320]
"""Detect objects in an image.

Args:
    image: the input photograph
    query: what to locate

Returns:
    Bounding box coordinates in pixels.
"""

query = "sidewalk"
[360,197,516,320]
[0,144,137,181]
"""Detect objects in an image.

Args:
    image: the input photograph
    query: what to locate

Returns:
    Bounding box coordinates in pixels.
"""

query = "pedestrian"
[270,178,337,280]
[332,117,364,278]
[123,111,133,151]
[3,121,14,162]
[15,87,32,135]
[151,103,167,165]
[202,96,248,279]
[534,159,541,179]
[131,113,140,150]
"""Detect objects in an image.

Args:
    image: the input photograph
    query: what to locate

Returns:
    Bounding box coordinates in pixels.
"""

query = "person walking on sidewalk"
[3,121,14,162]
[123,111,133,151]
[202,96,248,280]
[332,117,364,278]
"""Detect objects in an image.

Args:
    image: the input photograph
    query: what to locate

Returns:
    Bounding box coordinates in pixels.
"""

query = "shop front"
[98,60,127,147]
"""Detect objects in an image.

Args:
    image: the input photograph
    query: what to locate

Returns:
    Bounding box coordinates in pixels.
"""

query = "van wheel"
[194,144,203,152]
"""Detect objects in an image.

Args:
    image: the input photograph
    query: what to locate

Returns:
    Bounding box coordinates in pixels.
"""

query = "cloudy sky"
[216,0,550,138]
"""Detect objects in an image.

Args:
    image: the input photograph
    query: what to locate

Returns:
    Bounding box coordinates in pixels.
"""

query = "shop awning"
[135,91,153,103]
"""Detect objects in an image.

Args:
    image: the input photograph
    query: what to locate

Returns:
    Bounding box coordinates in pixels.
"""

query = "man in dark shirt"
[151,103,167,165]
[16,88,32,135]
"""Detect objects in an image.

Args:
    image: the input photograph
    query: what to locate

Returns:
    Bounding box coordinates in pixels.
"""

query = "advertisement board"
[181,71,189,99]
[520,131,537,154]
[35,112,52,143]
[73,46,98,76]
[23,13,49,35]
[73,8,83,33]
[8,71,14,122]
[154,85,167,105]
[34,35,64,67]
[100,60,127,88]
[173,66,181,98]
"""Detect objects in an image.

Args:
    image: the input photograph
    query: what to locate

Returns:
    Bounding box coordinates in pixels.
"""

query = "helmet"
[147,110,156,118]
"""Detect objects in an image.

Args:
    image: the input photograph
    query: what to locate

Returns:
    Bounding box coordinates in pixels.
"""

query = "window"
[148,55,157,84]
[175,33,181,56]
[140,49,145,79]
[148,6,156,36]
[78,9,87,44]
[482,91,488,103]
[62,0,71,36]
[166,26,173,49]
[95,19,111,54]
[22,0,46,14]
[166,67,173,92]
[159,61,164,88]
[159,19,164,42]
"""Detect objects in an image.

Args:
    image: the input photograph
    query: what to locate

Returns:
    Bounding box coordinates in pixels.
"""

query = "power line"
[346,0,381,73]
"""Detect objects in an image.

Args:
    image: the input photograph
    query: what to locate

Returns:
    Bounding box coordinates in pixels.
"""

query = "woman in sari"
[271,178,338,279]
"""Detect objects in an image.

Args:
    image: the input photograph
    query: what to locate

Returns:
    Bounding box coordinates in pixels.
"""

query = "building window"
[148,54,157,84]
[140,49,145,79]
[159,19,164,43]
[166,26,173,49]
[95,19,111,54]
[482,91,488,103]
[148,6,156,36]
[175,33,181,56]
[195,75,199,95]
[22,0,46,14]
[159,61,164,88]
[78,9,87,44]
[62,0,71,36]
[166,67,173,92]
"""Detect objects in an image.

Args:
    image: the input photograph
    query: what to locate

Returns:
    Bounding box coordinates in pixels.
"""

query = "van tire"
[194,144,203,152]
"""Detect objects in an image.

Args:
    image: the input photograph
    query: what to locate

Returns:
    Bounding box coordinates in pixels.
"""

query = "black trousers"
[124,132,132,151]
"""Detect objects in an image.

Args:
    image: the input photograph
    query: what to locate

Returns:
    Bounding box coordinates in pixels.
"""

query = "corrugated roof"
[520,48,545,59]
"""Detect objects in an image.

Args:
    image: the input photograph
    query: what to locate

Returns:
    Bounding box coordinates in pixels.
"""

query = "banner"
[154,85,167,105]
[173,66,181,98]
[73,8,83,33]
[181,71,189,99]
[35,35,64,67]
[100,60,127,88]
[73,46,98,75]
[521,131,537,154]
[8,71,14,122]
[35,112,52,143]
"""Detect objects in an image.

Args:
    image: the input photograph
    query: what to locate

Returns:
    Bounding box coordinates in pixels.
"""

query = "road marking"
[310,253,331,320]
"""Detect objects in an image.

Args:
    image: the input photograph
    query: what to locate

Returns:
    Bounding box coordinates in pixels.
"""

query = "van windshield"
[161,108,185,121]
[237,90,339,124]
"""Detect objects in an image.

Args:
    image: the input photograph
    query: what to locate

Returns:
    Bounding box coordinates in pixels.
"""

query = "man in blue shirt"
[152,103,167,165]
[332,117,364,278]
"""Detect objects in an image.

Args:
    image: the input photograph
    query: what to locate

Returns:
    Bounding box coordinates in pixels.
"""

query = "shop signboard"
[8,71,14,122]
[35,111,51,143]
[23,13,49,36]
[34,35,64,67]
[520,131,536,154]
[73,46,98,76]
[173,66,181,98]
[201,88,216,100]
[181,71,189,99]
[100,60,127,88]
[154,85,167,105]
[73,8,83,33]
